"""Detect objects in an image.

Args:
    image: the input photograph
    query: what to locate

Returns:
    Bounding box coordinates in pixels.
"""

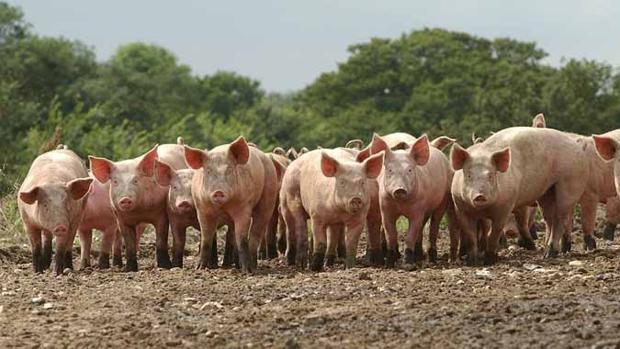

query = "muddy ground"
[2,223,620,349]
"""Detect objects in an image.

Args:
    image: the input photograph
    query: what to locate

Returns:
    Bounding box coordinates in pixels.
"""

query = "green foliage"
[1,2,620,199]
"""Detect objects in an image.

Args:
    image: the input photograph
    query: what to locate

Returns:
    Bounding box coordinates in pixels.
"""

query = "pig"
[153,160,199,268]
[280,148,383,271]
[89,146,171,271]
[18,149,93,275]
[259,150,289,259]
[451,127,589,265]
[370,133,458,266]
[593,130,620,197]
[345,139,365,150]
[535,116,616,251]
[184,136,279,273]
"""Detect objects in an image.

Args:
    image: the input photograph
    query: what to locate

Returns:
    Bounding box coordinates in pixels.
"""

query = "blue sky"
[8,0,620,92]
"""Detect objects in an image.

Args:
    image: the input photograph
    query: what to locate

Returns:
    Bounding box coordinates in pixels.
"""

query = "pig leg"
[310,220,327,272]
[382,210,400,268]
[326,224,343,267]
[337,226,346,259]
[154,218,172,269]
[277,212,287,255]
[366,213,384,266]
[247,210,274,273]
[112,228,123,268]
[484,218,508,265]
[62,228,77,271]
[223,224,238,268]
[78,229,92,270]
[446,202,460,263]
[42,231,53,270]
[344,221,364,269]
[27,228,44,273]
[209,229,219,268]
[135,224,146,253]
[404,214,427,264]
[294,213,309,270]
[514,206,536,250]
[197,218,218,269]
[97,227,116,269]
[428,197,448,263]
[233,214,254,273]
[171,222,187,268]
[262,207,279,259]
[457,212,481,266]
[561,214,574,253]
[121,225,138,272]
[580,195,598,251]
[603,222,616,241]
[281,206,297,266]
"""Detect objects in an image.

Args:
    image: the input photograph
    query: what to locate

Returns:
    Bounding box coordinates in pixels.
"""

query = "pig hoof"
[344,256,356,269]
[544,246,559,259]
[112,255,123,268]
[80,259,91,270]
[499,235,508,248]
[404,248,417,264]
[603,223,616,241]
[529,227,538,240]
[517,238,536,250]
[583,235,597,251]
[325,255,336,267]
[561,238,572,254]
[310,253,325,272]
[367,249,384,266]
[465,254,481,267]
[483,252,497,265]
[428,249,438,263]
[385,249,398,268]
[156,250,172,269]
[286,251,296,266]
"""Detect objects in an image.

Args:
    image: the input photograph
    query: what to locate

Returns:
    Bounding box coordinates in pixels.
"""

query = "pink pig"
[18,149,93,275]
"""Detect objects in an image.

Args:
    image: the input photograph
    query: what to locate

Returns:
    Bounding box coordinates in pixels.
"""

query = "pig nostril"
[473,195,487,203]
[53,225,68,234]
[177,201,192,209]
[350,198,363,207]
[393,188,408,199]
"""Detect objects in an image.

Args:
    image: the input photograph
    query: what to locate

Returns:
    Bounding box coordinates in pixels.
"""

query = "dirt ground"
[2,223,620,349]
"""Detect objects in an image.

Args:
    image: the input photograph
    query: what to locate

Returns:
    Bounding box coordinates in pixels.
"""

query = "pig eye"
[407,168,413,174]
[112,179,119,186]
[172,185,179,190]
[132,178,139,185]
[225,167,233,175]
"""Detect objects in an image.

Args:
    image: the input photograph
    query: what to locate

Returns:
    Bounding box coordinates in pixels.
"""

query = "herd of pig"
[14,114,620,276]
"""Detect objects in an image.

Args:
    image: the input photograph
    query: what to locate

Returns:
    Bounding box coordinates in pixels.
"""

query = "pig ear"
[286,147,298,160]
[154,159,174,187]
[450,143,469,171]
[273,147,286,157]
[66,177,94,200]
[593,135,619,161]
[370,133,390,155]
[19,187,39,205]
[411,134,430,166]
[229,136,250,165]
[270,155,285,181]
[138,145,159,177]
[430,136,456,151]
[532,113,546,128]
[356,146,371,162]
[320,151,339,177]
[184,145,208,169]
[89,156,114,183]
[492,148,511,173]
[363,152,384,179]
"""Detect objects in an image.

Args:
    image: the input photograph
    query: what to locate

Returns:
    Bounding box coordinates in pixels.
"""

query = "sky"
[7,0,620,92]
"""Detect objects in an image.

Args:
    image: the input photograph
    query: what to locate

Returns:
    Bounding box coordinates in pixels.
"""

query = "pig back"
[158,144,187,170]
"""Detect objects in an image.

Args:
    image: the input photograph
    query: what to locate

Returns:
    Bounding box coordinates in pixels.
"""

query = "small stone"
[62,268,73,275]
[205,330,216,338]
[170,267,181,272]
[358,272,372,281]
[475,269,493,279]
[31,296,45,305]
[523,263,541,271]
[0,305,3,313]
[442,268,462,276]
[456,280,465,285]
[568,260,584,267]
[43,302,53,310]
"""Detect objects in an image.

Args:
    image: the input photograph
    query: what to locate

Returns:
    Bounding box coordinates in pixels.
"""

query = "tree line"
[1,2,619,195]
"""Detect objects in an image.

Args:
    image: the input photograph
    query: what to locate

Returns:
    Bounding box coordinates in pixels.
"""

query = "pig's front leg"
[196,218,218,269]
[233,213,253,273]
[155,216,172,269]
[344,220,364,269]
[121,224,138,272]
[310,220,327,272]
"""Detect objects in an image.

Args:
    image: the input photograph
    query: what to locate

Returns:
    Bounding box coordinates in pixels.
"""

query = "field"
[1,215,620,349]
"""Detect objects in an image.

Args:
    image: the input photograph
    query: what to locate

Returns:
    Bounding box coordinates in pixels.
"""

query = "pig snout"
[52,224,68,237]
[348,197,364,213]
[118,197,135,211]
[176,199,194,213]
[392,188,408,201]
[472,194,489,207]
[210,190,228,205]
